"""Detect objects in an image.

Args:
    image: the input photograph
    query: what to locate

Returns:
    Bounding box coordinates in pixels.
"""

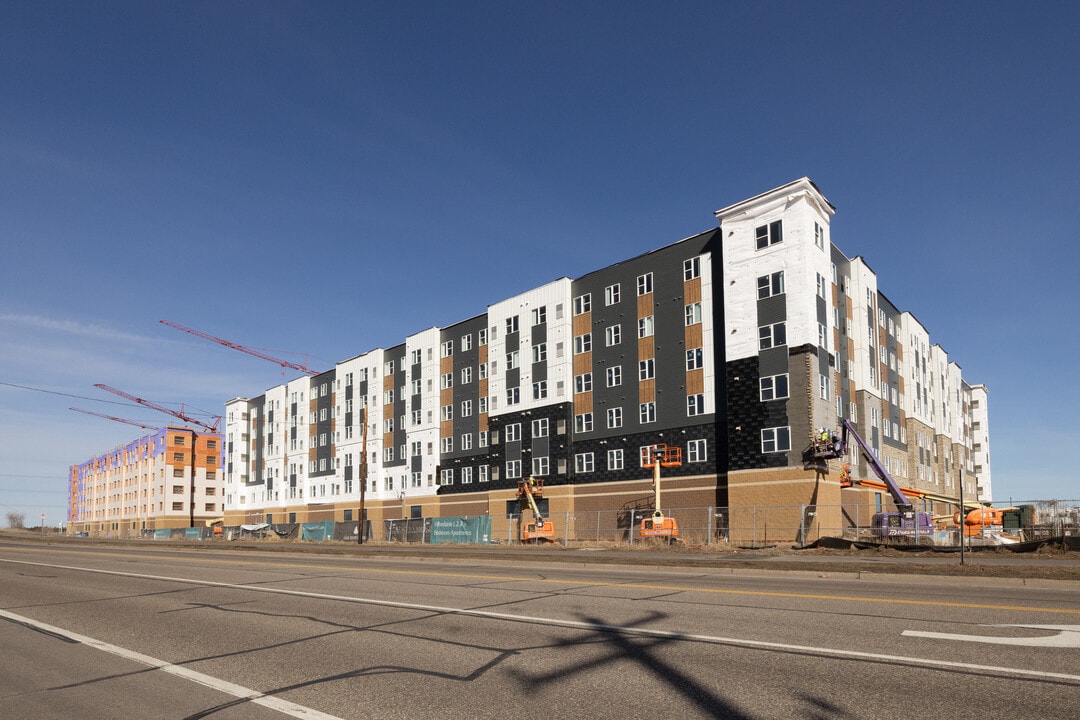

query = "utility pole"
[357,405,367,545]
[959,468,965,566]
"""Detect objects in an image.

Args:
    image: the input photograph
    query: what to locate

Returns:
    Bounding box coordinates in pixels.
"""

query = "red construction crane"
[160,320,319,376]
[70,407,159,431]
[93,384,220,432]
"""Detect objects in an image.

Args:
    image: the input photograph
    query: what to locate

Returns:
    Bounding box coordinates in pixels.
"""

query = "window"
[575,373,593,393]
[638,315,654,338]
[479,465,489,482]
[172,502,184,511]
[531,306,546,325]
[440,468,454,486]
[532,418,549,437]
[441,340,453,357]
[687,439,707,463]
[532,456,549,476]
[206,440,217,449]
[815,222,825,249]
[755,220,783,249]
[605,283,621,305]
[575,453,595,473]
[607,449,624,470]
[686,348,703,371]
[574,333,592,354]
[761,426,791,453]
[573,293,591,315]
[173,452,184,462]
[173,436,185,446]
[819,373,830,400]
[461,333,473,351]
[639,402,656,423]
[687,394,705,416]
[506,387,520,405]
[605,324,621,346]
[441,372,453,389]
[759,373,789,401]
[606,365,622,387]
[505,423,521,442]
[684,302,702,326]
[607,407,623,428]
[683,257,700,281]
[172,485,184,494]
[461,433,472,450]
[478,328,488,345]
[638,358,655,380]
[532,381,548,400]
[758,322,787,350]
[506,315,519,334]
[440,437,453,453]
[506,459,522,479]
[460,399,473,417]
[506,350,520,370]
[461,367,472,384]
[637,272,653,295]
[757,271,784,299]
[532,343,547,363]
[575,413,594,433]
[816,273,827,299]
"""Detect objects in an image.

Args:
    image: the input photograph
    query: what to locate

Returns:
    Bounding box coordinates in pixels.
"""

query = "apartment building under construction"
[218,178,991,543]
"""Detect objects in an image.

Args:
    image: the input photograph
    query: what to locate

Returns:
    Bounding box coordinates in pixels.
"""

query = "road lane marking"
[5,550,1078,616]
[903,624,1080,647]
[0,608,344,720]
[4,559,1080,685]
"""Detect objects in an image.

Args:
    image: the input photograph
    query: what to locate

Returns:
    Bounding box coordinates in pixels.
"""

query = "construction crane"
[517,477,556,542]
[640,443,681,538]
[160,320,319,376]
[70,407,159,431]
[93,384,219,432]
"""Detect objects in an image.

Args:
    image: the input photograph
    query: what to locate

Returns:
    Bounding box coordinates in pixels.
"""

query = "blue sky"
[2,2,1077,526]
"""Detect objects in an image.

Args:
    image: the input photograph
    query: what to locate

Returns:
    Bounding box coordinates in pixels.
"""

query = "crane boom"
[93,384,219,432]
[160,319,318,376]
[70,407,159,431]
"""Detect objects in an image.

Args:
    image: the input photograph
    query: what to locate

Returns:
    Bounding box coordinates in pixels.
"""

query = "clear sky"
[2,1,1077,526]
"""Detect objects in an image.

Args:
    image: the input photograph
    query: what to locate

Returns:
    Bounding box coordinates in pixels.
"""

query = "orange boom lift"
[517,477,557,543]
[640,443,681,538]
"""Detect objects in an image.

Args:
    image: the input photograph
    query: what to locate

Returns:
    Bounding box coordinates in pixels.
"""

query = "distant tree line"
[5,511,26,529]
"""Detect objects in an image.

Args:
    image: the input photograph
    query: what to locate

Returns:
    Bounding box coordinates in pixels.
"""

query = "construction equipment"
[94,384,220,432]
[160,320,319,376]
[517,477,556,542]
[70,407,159,431]
[818,418,936,545]
[640,443,681,538]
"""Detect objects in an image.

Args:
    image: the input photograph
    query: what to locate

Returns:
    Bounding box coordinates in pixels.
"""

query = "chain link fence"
[78,499,1080,548]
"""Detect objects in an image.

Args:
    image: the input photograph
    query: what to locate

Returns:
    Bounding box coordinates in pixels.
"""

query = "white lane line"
[0,607,344,720]
[5,558,1080,685]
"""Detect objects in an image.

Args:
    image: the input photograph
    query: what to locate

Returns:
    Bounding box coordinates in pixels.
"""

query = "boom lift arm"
[836,418,913,513]
[517,478,556,542]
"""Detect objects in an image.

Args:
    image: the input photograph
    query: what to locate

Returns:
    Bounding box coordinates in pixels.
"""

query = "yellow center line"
[16,546,1080,616]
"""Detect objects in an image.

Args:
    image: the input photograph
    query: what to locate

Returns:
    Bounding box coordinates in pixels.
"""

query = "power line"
[0,381,135,407]
[0,381,219,419]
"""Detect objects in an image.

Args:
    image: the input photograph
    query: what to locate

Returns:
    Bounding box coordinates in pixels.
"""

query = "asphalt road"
[2,540,1079,719]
